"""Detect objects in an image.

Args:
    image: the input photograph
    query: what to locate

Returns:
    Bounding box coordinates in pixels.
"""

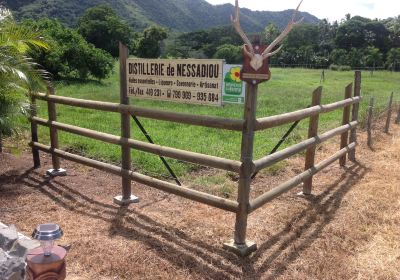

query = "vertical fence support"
[348,71,361,162]
[367,97,374,148]
[384,92,394,133]
[339,83,353,166]
[30,94,41,168]
[396,101,400,125]
[46,86,66,176]
[302,87,322,195]
[224,83,257,257]
[114,42,139,206]
[0,128,2,153]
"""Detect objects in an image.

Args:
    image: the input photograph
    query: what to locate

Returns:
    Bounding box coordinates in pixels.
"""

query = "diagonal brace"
[130,114,182,186]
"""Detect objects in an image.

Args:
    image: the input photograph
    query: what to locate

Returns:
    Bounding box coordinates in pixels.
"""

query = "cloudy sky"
[205,0,400,22]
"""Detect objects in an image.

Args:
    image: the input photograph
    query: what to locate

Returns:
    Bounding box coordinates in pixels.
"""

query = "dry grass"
[0,119,399,279]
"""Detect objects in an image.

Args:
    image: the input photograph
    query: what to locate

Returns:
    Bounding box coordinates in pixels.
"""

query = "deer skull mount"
[231,0,304,84]
[245,43,266,72]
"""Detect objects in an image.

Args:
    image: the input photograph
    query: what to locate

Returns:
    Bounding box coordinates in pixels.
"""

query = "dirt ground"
[0,121,399,279]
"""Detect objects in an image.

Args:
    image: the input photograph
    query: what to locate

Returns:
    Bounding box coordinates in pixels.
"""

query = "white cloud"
[205,0,400,21]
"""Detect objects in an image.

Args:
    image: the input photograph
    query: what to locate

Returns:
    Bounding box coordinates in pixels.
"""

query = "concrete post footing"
[223,239,257,257]
[113,195,139,206]
[46,168,67,177]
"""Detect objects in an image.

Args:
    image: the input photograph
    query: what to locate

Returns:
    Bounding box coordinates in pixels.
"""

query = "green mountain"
[3,0,319,32]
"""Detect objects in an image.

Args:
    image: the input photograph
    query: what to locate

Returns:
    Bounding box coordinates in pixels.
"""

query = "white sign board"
[126,59,223,106]
[222,64,245,104]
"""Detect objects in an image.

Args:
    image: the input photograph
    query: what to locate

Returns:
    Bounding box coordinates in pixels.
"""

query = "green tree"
[276,48,298,65]
[365,46,383,71]
[348,48,365,68]
[286,24,319,50]
[318,19,336,53]
[263,23,280,45]
[213,44,241,64]
[77,4,133,57]
[0,8,50,151]
[386,48,400,71]
[25,19,114,80]
[136,25,168,58]
[330,49,348,65]
[385,16,400,48]
[365,21,390,52]
[335,19,366,50]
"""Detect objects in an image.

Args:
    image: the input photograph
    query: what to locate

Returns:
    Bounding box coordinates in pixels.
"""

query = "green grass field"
[26,65,400,178]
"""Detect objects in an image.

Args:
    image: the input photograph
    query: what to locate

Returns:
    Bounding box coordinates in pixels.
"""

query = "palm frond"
[0,20,50,53]
[0,41,51,93]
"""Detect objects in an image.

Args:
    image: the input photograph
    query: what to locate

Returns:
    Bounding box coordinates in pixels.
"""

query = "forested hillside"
[2,0,319,31]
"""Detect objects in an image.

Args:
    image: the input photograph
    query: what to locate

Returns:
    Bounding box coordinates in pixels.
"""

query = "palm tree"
[365,47,383,75]
[386,48,400,71]
[0,7,50,152]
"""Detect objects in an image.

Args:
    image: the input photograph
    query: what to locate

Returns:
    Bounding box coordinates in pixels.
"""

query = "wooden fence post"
[339,83,353,166]
[302,87,322,195]
[30,94,41,168]
[224,83,257,257]
[114,42,139,206]
[396,101,400,125]
[367,97,374,148]
[46,86,66,176]
[348,71,361,161]
[384,92,394,133]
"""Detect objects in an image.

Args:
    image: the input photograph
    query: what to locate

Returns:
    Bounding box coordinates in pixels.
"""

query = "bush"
[213,44,242,64]
[329,64,339,71]
[339,65,352,71]
[329,64,352,71]
[24,19,114,80]
[330,49,349,66]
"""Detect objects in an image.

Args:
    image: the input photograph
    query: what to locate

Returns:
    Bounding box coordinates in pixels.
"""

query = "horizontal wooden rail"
[31,117,241,173]
[30,142,239,212]
[254,121,359,172]
[33,92,244,131]
[249,142,356,213]
[255,96,362,131]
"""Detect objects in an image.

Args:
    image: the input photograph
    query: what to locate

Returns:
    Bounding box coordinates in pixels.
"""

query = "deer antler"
[262,0,304,59]
[231,0,254,58]
[231,0,304,71]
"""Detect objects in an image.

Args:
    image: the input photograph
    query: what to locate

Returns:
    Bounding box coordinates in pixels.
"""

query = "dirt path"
[0,124,399,279]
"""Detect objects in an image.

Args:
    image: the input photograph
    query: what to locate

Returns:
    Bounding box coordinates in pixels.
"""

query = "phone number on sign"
[128,87,220,103]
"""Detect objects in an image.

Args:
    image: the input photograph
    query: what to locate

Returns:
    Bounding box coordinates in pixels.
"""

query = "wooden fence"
[28,45,362,256]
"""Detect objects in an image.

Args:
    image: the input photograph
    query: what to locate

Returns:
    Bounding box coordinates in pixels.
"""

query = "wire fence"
[364,92,400,148]
[269,64,389,71]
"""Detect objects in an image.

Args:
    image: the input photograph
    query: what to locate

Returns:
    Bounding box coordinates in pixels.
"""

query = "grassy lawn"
[23,65,400,178]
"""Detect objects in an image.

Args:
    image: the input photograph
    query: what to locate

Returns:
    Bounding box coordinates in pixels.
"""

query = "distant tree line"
[9,3,400,79]
[166,15,400,71]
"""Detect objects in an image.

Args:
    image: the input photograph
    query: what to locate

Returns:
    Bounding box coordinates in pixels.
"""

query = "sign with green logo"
[222,64,245,104]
